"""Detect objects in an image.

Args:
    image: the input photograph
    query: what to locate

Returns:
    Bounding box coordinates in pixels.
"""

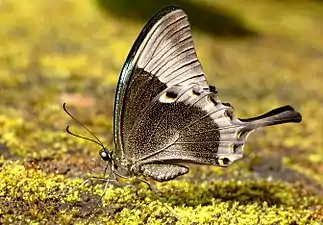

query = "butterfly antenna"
[63,102,105,148]
[66,126,103,146]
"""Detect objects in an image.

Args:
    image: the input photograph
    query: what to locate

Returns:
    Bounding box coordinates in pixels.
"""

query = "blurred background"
[0,0,322,222]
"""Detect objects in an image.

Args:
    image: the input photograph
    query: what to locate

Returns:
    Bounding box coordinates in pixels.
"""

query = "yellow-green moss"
[0,160,322,224]
[0,0,322,224]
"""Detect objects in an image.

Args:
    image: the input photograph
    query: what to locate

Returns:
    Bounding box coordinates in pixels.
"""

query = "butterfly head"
[99,147,118,172]
[99,148,114,162]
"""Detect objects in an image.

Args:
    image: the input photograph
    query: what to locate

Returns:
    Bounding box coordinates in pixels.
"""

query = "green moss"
[1,161,322,224]
[0,161,83,223]
[0,0,322,224]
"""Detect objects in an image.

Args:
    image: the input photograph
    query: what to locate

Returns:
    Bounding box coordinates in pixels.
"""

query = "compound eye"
[99,149,110,161]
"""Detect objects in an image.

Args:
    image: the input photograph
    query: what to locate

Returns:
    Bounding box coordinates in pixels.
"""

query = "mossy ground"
[0,0,322,224]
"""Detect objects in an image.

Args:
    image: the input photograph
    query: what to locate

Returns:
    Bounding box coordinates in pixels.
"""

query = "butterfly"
[65,6,302,189]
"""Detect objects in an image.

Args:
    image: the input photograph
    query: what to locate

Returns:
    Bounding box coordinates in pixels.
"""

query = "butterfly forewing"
[114,6,210,159]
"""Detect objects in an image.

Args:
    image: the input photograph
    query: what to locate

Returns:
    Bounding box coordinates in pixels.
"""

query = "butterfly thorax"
[112,157,132,177]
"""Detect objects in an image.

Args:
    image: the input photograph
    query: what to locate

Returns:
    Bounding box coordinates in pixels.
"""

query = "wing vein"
[179,104,224,134]
[144,24,190,70]
[149,43,194,76]
[159,57,199,81]
[142,15,187,69]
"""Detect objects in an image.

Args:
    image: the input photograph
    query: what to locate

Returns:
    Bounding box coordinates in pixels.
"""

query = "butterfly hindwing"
[125,84,245,168]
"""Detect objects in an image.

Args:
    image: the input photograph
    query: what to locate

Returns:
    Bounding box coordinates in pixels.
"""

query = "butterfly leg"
[80,167,118,188]
[135,176,178,217]
[113,170,161,195]
[136,176,161,196]
[87,178,114,215]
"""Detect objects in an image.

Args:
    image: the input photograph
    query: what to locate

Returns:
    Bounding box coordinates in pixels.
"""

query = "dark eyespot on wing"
[237,129,252,140]
[224,108,234,121]
[192,86,203,96]
[223,102,233,108]
[166,90,178,99]
[208,94,219,106]
[192,89,201,96]
[222,157,230,165]
[231,143,244,153]
[209,85,217,93]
